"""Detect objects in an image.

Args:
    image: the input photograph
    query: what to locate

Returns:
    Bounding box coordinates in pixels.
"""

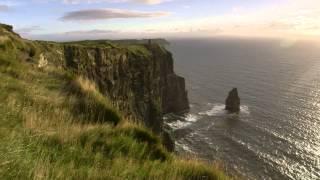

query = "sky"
[0,0,319,40]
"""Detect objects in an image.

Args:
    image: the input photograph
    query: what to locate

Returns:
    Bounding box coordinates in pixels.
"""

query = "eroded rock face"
[225,88,240,113]
[0,23,187,150]
[63,44,189,132]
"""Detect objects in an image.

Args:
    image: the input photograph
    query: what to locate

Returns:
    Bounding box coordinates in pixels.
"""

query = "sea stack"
[225,88,240,113]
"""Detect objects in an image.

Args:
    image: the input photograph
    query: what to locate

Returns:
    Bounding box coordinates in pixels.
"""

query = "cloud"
[60,8,170,21]
[24,29,123,41]
[62,0,170,5]
[23,28,207,41]
[132,0,169,5]
[171,0,320,38]
[0,5,9,12]
[64,29,119,35]
[16,0,320,41]
[16,26,43,34]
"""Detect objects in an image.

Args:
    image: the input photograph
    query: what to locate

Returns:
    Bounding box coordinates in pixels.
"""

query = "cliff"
[60,41,189,132]
[0,23,230,179]
[1,24,189,132]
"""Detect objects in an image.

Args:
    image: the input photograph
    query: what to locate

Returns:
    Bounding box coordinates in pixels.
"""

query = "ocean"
[165,38,320,180]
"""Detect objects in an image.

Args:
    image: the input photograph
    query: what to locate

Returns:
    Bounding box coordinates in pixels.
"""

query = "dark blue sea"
[165,38,320,180]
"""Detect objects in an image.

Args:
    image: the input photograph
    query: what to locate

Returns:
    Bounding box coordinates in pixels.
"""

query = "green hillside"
[0,23,231,179]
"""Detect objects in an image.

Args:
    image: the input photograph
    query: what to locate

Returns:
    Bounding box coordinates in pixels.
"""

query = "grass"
[62,39,153,57]
[64,76,122,125]
[126,45,152,57]
[0,28,232,179]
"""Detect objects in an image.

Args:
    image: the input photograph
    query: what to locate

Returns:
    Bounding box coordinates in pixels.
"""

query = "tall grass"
[0,37,232,179]
[65,76,121,125]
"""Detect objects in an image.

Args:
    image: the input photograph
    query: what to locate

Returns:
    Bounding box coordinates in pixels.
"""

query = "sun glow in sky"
[0,0,319,40]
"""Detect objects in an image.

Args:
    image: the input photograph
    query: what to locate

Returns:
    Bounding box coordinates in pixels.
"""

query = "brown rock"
[63,43,189,133]
[225,88,240,112]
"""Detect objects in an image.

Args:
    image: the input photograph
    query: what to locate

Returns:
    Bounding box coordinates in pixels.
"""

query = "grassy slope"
[0,26,230,179]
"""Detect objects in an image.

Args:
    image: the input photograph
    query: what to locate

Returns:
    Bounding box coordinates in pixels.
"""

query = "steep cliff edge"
[61,42,189,132]
[0,24,230,179]
[1,23,189,132]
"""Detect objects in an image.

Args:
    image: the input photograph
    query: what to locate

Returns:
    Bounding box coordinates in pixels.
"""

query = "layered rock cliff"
[0,23,189,132]
[60,42,189,132]
[0,24,230,178]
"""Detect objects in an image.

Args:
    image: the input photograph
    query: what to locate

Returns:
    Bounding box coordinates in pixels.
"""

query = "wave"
[198,103,250,117]
[185,113,200,122]
[175,141,194,153]
[166,103,250,130]
[167,120,191,130]
[166,113,200,129]
[198,104,225,116]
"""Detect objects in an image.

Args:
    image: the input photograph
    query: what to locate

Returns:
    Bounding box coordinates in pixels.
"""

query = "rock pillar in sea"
[225,88,240,113]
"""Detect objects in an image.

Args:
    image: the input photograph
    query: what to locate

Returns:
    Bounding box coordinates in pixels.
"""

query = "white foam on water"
[199,104,226,116]
[185,113,200,122]
[175,141,194,153]
[240,105,250,115]
[166,113,200,129]
[167,120,191,130]
[199,103,250,117]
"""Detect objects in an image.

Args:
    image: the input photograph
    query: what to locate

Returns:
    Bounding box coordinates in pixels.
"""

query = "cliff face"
[0,23,189,132]
[0,24,230,178]
[61,43,189,132]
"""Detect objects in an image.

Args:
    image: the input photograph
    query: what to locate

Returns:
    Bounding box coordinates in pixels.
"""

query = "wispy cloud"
[26,29,123,41]
[7,0,320,40]
[16,26,43,34]
[168,0,320,38]
[64,29,119,35]
[62,0,170,5]
[60,8,170,21]
[132,0,169,5]
[0,5,9,12]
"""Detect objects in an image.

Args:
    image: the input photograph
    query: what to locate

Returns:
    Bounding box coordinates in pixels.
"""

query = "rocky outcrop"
[0,23,20,37]
[149,45,189,114]
[0,23,189,150]
[61,43,189,132]
[225,88,240,112]
[0,23,14,33]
